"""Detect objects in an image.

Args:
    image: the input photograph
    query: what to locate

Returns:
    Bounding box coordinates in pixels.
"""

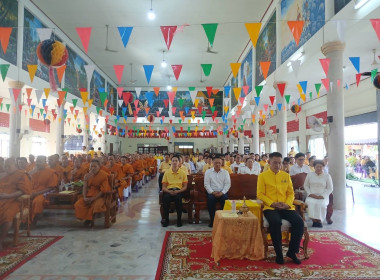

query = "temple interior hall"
[1,0,380,279]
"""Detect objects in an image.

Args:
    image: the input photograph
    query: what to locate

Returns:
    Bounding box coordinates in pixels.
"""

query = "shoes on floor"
[208,223,213,228]
[169,209,175,213]
[275,255,284,264]
[312,221,323,228]
[177,221,182,227]
[162,221,169,227]
[286,252,301,264]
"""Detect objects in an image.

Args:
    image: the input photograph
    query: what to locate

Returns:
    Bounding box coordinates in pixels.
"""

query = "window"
[0,134,9,157]
[270,141,277,153]
[64,135,84,151]
[31,137,47,156]
[287,139,299,154]
[308,137,326,159]
[260,142,265,154]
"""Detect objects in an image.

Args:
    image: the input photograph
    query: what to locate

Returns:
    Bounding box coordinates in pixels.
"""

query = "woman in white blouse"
[304,160,333,227]
[238,158,261,175]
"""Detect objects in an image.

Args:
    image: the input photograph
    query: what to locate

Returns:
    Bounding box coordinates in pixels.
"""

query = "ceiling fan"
[105,24,118,53]
[129,63,137,84]
[206,42,218,54]
[200,68,206,83]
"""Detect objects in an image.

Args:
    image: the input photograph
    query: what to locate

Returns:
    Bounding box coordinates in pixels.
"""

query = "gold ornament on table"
[239,196,249,217]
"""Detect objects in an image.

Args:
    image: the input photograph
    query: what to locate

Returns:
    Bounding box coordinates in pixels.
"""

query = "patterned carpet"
[0,235,63,278]
[155,231,380,279]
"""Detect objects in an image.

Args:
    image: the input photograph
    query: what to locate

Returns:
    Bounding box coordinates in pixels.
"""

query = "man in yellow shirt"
[257,152,304,265]
[162,154,188,227]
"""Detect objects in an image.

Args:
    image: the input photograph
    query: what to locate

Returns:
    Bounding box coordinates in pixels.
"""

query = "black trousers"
[158,173,164,191]
[207,193,228,224]
[162,192,183,221]
[263,210,304,257]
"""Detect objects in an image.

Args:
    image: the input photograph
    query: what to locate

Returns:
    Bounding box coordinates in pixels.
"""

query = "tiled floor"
[5,177,380,280]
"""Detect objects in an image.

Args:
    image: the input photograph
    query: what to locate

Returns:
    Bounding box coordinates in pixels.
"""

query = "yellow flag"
[83,107,88,114]
[44,88,50,99]
[244,23,262,47]
[81,91,88,104]
[262,114,266,120]
[224,106,229,113]
[27,65,38,82]
[251,115,255,122]
[172,87,178,92]
[58,117,62,122]
[300,93,306,102]
[270,109,274,117]
[233,87,241,101]
[296,84,303,95]
[188,119,191,124]
[88,99,93,108]
[86,124,88,129]
[230,63,241,78]
[194,99,199,108]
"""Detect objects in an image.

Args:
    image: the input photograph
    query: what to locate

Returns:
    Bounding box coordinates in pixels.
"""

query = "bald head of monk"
[4,158,18,174]
[29,154,35,163]
[36,156,47,170]
[89,159,101,175]
[108,155,115,166]
[74,158,82,169]
[61,155,69,167]
[17,157,28,170]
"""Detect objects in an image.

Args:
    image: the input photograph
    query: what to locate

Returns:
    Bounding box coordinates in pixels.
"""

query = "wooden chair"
[158,174,195,224]
[13,194,31,246]
[258,199,310,260]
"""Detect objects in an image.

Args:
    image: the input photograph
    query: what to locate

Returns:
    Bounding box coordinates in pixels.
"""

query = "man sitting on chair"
[161,154,188,227]
[204,155,231,227]
[257,152,304,265]
[74,159,111,226]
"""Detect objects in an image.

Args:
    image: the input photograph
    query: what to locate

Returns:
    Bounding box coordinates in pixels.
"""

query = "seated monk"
[0,158,32,250]
[48,154,64,183]
[17,157,29,171]
[74,159,111,226]
[61,155,73,183]
[107,155,127,200]
[29,156,59,224]
[120,156,134,188]
[71,158,88,182]
[132,154,145,187]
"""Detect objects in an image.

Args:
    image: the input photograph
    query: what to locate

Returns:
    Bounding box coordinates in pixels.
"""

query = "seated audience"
[289,153,310,175]
[238,157,261,175]
[230,154,245,173]
[282,157,290,173]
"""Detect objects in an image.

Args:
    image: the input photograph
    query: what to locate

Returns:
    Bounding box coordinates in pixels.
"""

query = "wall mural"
[280,0,325,63]
[240,48,253,95]
[65,46,87,98]
[107,82,117,110]
[230,75,239,109]
[334,0,351,14]
[90,70,105,108]
[256,11,276,86]
[0,0,18,65]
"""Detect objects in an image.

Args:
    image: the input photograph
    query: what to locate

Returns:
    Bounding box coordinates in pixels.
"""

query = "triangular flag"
[5,104,10,112]
[42,99,47,108]
[117,87,123,98]
[269,96,275,105]
[190,90,197,103]
[201,64,212,77]
[321,78,330,92]
[160,26,177,50]
[299,81,307,94]
[349,57,360,73]
[300,93,306,102]
[26,88,33,98]
[43,88,50,99]
[58,90,66,104]
[178,99,184,108]
[72,99,78,108]
[230,63,241,78]
[36,28,52,41]
[195,99,200,108]
[145,91,154,107]
[99,92,108,106]
[284,95,291,104]
[172,107,177,115]
[309,92,313,100]
[35,89,43,104]
[277,83,286,97]
[315,83,321,95]
[287,21,304,46]
[0,64,10,82]
[239,97,245,105]
[27,65,38,82]
[27,98,32,107]
[233,88,241,101]
[167,91,176,105]
[290,60,301,77]
[202,23,218,47]
[209,98,215,107]
[11,88,21,103]
[84,65,95,82]
[206,87,213,98]
[277,103,283,111]
[356,73,362,87]
[55,65,66,83]
[319,58,330,76]
[153,87,160,96]
[143,65,154,84]
[254,97,260,106]
[80,91,88,104]
[0,27,12,54]
[260,61,271,80]
[117,26,133,48]
[135,87,142,98]
[244,23,262,47]
[163,99,169,108]
[76,27,92,53]
[371,69,378,83]
[255,85,263,97]
[370,19,380,42]
[242,85,249,96]
[224,86,231,97]
[171,65,182,81]
[113,65,124,84]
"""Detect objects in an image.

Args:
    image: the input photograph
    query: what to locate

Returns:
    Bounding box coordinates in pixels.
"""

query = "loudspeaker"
[276,128,279,133]
[327,116,333,123]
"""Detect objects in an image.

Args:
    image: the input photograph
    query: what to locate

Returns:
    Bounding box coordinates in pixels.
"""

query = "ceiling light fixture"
[166,85,172,90]
[161,51,167,68]
[147,0,156,20]
[371,49,379,70]
[354,0,370,9]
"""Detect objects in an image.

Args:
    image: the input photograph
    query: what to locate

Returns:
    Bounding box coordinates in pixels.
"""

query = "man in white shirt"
[230,154,245,174]
[196,154,205,173]
[204,155,231,227]
[289,153,311,175]
[238,158,261,175]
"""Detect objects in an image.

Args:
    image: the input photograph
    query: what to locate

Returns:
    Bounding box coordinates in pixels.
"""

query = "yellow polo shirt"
[225,161,231,167]
[162,168,188,190]
[257,169,295,211]
[222,165,233,174]
[259,160,267,168]
[263,163,270,172]
[202,163,213,173]
[159,161,171,173]
[180,165,189,175]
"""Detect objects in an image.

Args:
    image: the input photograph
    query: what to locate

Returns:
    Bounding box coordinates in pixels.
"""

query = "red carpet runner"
[156,231,380,279]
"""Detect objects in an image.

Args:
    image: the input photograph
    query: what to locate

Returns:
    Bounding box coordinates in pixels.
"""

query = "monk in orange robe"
[61,155,73,183]
[0,158,32,250]
[26,155,36,172]
[17,157,29,171]
[74,159,111,225]
[120,156,134,187]
[82,154,93,171]
[132,154,145,187]
[107,155,127,200]
[29,156,59,223]
[48,155,64,184]
[71,158,88,182]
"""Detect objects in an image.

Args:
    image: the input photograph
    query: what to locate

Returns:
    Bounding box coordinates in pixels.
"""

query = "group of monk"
[0,152,158,250]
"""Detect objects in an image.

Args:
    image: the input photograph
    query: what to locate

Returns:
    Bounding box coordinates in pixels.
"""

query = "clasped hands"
[270,202,290,210]
[212,191,224,198]
[83,196,95,205]
[309,194,324,199]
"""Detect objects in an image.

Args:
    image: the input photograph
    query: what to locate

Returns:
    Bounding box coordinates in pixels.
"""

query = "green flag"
[210,106,215,113]
[188,87,195,91]
[178,99,184,108]
[72,99,78,108]
[202,23,218,47]
[40,108,44,115]
[99,92,108,106]
[284,95,291,104]
[179,119,182,124]
[371,69,378,83]
[6,104,10,112]
[255,85,263,96]
[0,64,10,82]
[96,106,101,114]
[202,110,206,121]
[201,64,212,77]
[309,92,313,100]
[314,83,321,94]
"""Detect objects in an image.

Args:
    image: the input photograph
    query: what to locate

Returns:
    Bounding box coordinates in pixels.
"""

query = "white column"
[8,83,23,158]
[101,121,107,154]
[298,110,307,152]
[321,41,346,210]
[229,135,235,153]
[377,88,380,180]
[82,113,89,149]
[238,132,244,154]
[273,81,287,155]
[55,101,65,155]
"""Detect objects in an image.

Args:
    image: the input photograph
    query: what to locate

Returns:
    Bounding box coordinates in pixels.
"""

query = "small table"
[211,210,264,263]
[224,200,261,223]
[45,190,79,209]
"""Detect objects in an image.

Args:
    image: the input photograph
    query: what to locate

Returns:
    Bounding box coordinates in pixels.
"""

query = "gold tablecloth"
[224,200,261,222]
[211,210,264,263]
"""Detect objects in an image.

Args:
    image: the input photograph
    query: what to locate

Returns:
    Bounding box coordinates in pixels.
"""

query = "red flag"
[113,65,124,84]
[123,91,131,105]
[370,19,380,42]
[269,96,275,105]
[160,26,177,50]
[76,27,92,53]
[0,27,12,54]
[277,83,286,97]
[171,65,182,81]
[167,91,175,105]
[319,58,330,76]
[206,86,213,98]
[163,99,169,108]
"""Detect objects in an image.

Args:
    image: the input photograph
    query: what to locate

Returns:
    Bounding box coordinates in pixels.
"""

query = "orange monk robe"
[0,170,32,224]
[132,160,144,183]
[74,170,111,221]
[82,161,91,171]
[62,165,73,183]
[72,165,89,182]
[31,168,58,220]
[122,163,134,186]
[54,164,65,183]
[148,157,157,175]
[101,165,111,174]
[26,162,36,172]
[109,164,127,199]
